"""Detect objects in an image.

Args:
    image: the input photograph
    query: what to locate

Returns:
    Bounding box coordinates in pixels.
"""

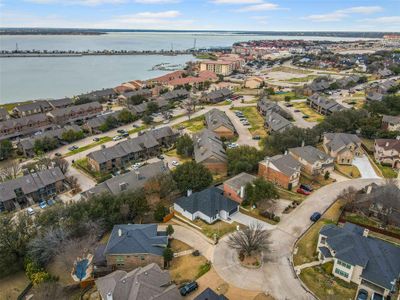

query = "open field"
[173,115,205,133]
[270,66,313,75]
[291,102,325,122]
[300,262,358,300]
[231,106,267,137]
[285,75,318,83]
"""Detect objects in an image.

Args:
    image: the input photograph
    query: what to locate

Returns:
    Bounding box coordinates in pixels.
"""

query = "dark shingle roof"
[175,187,238,218]
[193,129,227,163]
[205,108,235,133]
[194,288,229,300]
[265,111,292,133]
[224,172,256,191]
[104,224,168,256]
[320,223,400,290]
[324,133,361,152]
[260,154,301,177]
[289,145,332,164]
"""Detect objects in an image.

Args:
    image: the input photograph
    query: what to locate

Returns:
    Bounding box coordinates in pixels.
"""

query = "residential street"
[212,178,384,300]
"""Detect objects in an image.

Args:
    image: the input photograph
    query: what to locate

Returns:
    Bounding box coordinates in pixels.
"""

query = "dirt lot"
[0,271,30,300]
[186,267,275,300]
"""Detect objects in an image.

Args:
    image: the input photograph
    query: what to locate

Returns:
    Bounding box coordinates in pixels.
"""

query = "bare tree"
[53,157,69,174]
[66,176,81,194]
[183,97,198,120]
[227,222,271,257]
[340,186,358,211]
[35,153,52,170]
[0,160,21,180]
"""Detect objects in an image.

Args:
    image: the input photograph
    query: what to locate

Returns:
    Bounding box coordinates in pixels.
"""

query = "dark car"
[157,155,164,160]
[54,152,62,157]
[310,212,321,222]
[180,281,198,296]
[297,188,311,195]
[93,137,100,142]
[300,184,313,192]
[356,289,368,300]
[121,132,129,137]
[252,135,261,140]
[117,129,126,134]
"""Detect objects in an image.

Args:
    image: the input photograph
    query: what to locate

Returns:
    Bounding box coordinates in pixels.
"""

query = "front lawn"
[170,239,192,252]
[276,186,306,203]
[173,115,205,133]
[293,199,345,266]
[64,136,112,157]
[239,207,278,225]
[73,158,111,182]
[269,91,298,102]
[164,148,192,163]
[376,163,397,178]
[231,106,267,137]
[299,262,358,300]
[300,173,336,190]
[169,254,209,284]
[334,164,361,178]
[291,102,325,122]
[192,219,242,239]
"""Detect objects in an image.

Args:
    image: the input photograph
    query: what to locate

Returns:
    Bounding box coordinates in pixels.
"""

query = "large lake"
[0,31,372,103]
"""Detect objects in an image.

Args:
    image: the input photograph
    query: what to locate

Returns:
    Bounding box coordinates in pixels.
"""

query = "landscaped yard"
[343,97,366,109]
[173,115,205,133]
[376,162,398,178]
[334,164,361,178]
[239,207,278,225]
[73,157,111,182]
[293,199,345,266]
[269,91,299,102]
[231,106,267,137]
[276,186,306,202]
[192,219,242,239]
[300,173,336,190]
[169,254,209,284]
[299,262,358,300]
[291,102,325,122]
[0,271,30,300]
[164,148,192,163]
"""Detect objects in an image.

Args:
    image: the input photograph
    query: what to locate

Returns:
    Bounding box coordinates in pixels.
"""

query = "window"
[337,260,351,269]
[116,256,125,266]
[335,268,349,278]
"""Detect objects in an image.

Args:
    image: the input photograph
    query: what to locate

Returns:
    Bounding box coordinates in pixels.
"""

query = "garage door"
[229,207,238,216]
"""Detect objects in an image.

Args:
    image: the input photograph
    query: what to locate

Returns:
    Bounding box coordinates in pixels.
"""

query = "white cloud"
[211,0,263,4]
[303,6,383,22]
[26,0,127,5]
[134,0,180,3]
[235,2,279,12]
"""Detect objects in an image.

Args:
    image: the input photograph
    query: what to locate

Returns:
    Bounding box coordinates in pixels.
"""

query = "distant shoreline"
[0,28,397,38]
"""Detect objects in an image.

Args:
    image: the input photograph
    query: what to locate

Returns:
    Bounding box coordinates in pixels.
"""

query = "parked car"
[157,155,164,160]
[300,184,313,192]
[54,152,62,157]
[68,145,78,151]
[252,135,261,140]
[310,212,321,222]
[27,207,35,216]
[356,289,368,300]
[93,137,100,142]
[294,109,301,113]
[132,124,139,128]
[133,162,142,170]
[121,132,129,137]
[180,281,198,296]
[163,120,170,124]
[297,188,311,195]
[47,199,55,206]
[113,136,122,141]
[39,201,47,209]
[302,115,310,119]
[172,160,179,166]
[117,129,126,134]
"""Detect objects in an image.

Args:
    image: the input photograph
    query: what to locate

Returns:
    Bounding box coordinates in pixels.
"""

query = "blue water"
[75,259,89,281]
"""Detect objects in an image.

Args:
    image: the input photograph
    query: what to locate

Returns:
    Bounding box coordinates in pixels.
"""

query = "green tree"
[153,204,169,222]
[61,130,84,143]
[324,171,330,180]
[128,95,147,106]
[163,247,174,268]
[142,115,153,125]
[176,134,194,157]
[118,109,135,124]
[227,146,264,175]
[0,139,13,160]
[172,161,213,192]
[244,177,278,206]
[166,224,174,236]
[146,102,159,114]
[34,137,58,154]
[284,95,291,102]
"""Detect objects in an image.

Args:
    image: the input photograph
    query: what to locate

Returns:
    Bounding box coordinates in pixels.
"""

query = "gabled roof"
[0,113,49,130]
[375,139,400,153]
[260,154,301,177]
[95,263,181,300]
[48,98,73,108]
[324,133,361,152]
[257,97,282,114]
[308,94,345,112]
[175,187,238,218]
[289,145,332,164]
[193,129,227,163]
[205,88,233,102]
[83,161,169,198]
[265,111,292,132]
[320,223,400,290]
[224,172,256,191]
[13,100,51,113]
[104,224,168,256]
[0,168,65,203]
[47,102,102,118]
[205,108,235,133]
[194,288,228,300]
[85,111,120,129]
[382,115,400,125]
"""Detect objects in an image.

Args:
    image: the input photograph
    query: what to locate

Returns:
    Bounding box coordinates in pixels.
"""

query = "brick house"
[323,133,363,165]
[223,172,256,203]
[0,167,66,212]
[0,113,52,141]
[258,154,301,190]
[204,108,236,139]
[47,102,102,125]
[102,224,168,271]
[193,129,228,175]
[374,139,400,169]
[289,145,334,176]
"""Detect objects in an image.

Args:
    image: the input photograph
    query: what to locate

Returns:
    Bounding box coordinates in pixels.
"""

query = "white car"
[27,207,35,216]
[113,136,122,141]
[132,162,142,170]
[171,160,179,166]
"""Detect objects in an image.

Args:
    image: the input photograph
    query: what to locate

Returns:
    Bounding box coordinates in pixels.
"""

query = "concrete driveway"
[213,178,384,300]
[353,156,381,179]
[230,211,275,230]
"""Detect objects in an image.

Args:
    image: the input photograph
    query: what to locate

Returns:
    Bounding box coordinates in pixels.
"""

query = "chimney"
[107,292,113,300]
[118,229,122,237]
[366,185,372,194]
[187,189,192,197]
[284,150,288,155]
[363,228,369,238]
[386,142,389,147]
[240,186,245,199]
[301,140,305,147]
[265,157,270,167]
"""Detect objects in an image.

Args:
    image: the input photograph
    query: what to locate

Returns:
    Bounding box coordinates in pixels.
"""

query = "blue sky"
[0,0,399,31]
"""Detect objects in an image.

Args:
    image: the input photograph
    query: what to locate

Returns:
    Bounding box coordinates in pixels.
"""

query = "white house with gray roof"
[317,223,400,297]
[174,187,239,224]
